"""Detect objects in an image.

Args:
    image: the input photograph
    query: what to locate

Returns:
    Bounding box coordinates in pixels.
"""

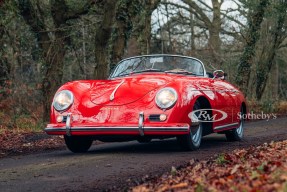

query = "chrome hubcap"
[236,119,243,136]
[191,124,202,145]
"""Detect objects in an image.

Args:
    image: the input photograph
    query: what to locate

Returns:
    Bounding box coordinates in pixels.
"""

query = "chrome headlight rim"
[155,87,178,109]
[53,90,74,112]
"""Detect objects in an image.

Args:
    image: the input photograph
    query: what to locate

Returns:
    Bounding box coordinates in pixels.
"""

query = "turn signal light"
[56,116,63,123]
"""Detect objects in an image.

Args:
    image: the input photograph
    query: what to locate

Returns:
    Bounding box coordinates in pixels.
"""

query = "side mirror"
[213,70,225,80]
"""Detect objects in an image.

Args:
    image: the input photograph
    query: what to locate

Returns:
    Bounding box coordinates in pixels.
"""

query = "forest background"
[1,0,287,131]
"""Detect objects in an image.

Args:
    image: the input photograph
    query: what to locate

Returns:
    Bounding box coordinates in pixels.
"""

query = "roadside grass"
[248,99,287,114]
[132,140,287,192]
[0,110,44,133]
[277,101,287,114]
[0,94,44,133]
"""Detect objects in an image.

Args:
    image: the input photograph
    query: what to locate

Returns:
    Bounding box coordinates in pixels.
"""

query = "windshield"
[110,55,205,78]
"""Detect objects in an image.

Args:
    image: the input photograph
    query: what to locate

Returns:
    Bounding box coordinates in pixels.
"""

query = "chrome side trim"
[144,127,189,132]
[110,80,125,101]
[214,122,238,131]
[138,112,144,136]
[66,113,72,136]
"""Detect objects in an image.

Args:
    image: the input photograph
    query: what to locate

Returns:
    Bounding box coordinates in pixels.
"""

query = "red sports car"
[45,55,247,153]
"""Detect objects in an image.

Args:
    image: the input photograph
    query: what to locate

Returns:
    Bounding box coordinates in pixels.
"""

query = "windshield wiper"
[115,73,130,78]
[131,69,164,74]
[165,69,195,75]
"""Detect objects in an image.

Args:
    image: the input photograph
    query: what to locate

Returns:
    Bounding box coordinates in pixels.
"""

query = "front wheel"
[177,101,202,151]
[64,135,93,153]
[225,108,244,141]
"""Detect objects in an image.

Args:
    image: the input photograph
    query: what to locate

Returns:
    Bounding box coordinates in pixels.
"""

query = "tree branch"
[50,0,95,27]
[182,0,212,27]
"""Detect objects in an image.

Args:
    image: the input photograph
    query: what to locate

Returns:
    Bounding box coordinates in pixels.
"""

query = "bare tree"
[161,0,225,67]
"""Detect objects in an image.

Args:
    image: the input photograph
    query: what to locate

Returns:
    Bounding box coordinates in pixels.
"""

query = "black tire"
[177,101,202,151]
[225,107,244,141]
[64,135,93,153]
[137,137,152,143]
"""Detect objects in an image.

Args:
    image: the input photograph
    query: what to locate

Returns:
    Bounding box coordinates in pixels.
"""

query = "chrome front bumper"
[45,112,190,136]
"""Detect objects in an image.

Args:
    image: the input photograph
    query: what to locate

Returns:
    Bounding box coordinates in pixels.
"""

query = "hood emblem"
[110,80,125,101]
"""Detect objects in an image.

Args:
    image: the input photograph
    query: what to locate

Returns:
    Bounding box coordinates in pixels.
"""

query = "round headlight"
[53,90,74,111]
[155,88,178,109]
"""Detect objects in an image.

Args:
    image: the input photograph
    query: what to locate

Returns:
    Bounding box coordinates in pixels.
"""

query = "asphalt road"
[0,118,286,192]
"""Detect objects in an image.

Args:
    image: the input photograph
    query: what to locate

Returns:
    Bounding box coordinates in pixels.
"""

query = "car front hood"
[90,76,170,106]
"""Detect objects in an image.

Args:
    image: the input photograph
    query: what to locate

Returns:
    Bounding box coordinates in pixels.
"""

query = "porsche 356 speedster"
[44,54,247,153]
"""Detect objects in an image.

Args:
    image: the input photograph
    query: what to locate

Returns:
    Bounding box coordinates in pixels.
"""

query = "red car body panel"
[45,72,246,137]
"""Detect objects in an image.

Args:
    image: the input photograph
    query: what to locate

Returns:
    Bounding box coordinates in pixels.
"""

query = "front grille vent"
[149,114,161,121]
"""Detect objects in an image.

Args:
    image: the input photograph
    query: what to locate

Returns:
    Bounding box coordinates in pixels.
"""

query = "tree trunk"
[140,0,160,55]
[42,34,66,120]
[190,13,195,52]
[235,0,269,96]
[255,2,287,100]
[19,0,94,121]
[110,25,126,67]
[182,0,222,68]
[125,0,160,56]
[95,0,159,76]
[109,0,129,68]
[208,28,221,66]
[139,10,152,55]
[0,22,9,89]
[93,0,117,79]
[209,0,222,68]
